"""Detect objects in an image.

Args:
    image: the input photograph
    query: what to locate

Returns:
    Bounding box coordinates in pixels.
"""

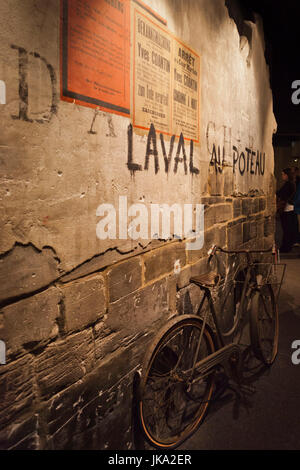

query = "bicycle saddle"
[190,272,221,287]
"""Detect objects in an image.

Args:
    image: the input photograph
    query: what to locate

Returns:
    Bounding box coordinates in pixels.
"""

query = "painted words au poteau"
[127,124,266,176]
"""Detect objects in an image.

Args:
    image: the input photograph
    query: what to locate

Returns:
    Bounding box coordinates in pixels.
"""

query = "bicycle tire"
[250,284,278,365]
[138,315,216,449]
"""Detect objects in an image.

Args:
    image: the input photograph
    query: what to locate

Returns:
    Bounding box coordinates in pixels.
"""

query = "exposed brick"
[190,256,210,277]
[241,198,252,216]
[0,414,39,450]
[59,240,167,284]
[0,244,60,303]
[266,195,276,216]
[60,250,126,284]
[176,282,214,329]
[176,265,192,289]
[61,274,106,333]
[243,219,258,243]
[252,198,260,214]
[45,379,85,449]
[264,216,274,237]
[257,218,265,239]
[250,220,258,239]
[259,197,266,212]
[94,324,121,361]
[227,216,247,227]
[82,396,132,450]
[204,204,233,229]
[201,196,226,205]
[0,355,35,449]
[45,339,148,450]
[263,235,274,249]
[106,278,169,340]
[187,225,226,264]
[208,225,226,247]
[107,257,142,302]
[227,222,243,249]
[243,222,251,243]
[1,287,61,356]
[177,284,201,315]
[167,274,178,314]
[35,330,94,400]
[143,242,186,284]
[233,198,242,218]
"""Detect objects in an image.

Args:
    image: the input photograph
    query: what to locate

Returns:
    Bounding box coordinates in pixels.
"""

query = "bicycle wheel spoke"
[250,284,278,365]
[260,293,272,321]
[139,316,215,448]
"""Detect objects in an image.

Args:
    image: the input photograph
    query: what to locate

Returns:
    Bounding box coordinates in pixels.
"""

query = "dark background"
[226,0,300,145]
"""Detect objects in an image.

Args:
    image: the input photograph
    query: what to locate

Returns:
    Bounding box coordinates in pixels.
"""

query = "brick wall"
[0,189,276,449]
[0,0,276,449]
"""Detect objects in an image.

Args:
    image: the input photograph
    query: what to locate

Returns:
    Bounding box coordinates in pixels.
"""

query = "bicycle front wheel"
[250,284,278,365]
[138,315,216,449]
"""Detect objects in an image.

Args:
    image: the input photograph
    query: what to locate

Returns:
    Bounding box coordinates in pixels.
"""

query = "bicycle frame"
[189,245,279,381]
[137,244,284,449]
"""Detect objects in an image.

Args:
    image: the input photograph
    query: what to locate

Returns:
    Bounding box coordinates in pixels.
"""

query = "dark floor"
[180,247,300,450]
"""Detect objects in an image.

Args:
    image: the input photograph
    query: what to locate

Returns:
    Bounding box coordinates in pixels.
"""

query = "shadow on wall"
[226,0,276,151]
[225,0,255,40]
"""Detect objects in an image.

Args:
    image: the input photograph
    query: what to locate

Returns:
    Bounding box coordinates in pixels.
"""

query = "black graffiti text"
[210,143,225,173]
[11,45,58,123]
[207,122,265,176]
[127,123,199,176]
[233,145,265,176]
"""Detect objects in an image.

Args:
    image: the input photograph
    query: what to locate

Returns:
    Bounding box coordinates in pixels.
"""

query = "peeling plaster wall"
[0,0,276,450]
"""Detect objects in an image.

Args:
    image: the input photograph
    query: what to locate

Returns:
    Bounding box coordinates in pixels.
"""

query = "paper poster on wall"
[61,0,130,117]
[172,39,200,142]
[133,8,171,133]
[132,5,200,142]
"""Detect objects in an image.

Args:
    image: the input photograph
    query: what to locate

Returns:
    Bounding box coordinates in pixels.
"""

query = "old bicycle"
[137,245,285,449]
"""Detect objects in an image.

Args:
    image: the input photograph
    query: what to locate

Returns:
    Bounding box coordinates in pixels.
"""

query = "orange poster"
[61,0,130,116]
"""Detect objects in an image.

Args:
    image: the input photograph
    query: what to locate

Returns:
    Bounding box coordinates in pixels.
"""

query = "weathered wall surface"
[0,0,276,449]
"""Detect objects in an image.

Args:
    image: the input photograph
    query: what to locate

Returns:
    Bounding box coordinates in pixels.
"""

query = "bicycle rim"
[138,315,216,449]
[250,284,278,365]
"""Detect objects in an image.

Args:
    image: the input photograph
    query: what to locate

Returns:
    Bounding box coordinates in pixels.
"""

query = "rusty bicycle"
[137,244,285,449]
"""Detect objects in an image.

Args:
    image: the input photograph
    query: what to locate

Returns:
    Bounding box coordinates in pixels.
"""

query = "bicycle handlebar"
[208,243,276,256]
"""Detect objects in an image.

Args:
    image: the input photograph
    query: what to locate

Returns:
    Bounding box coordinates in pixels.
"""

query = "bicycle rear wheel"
[138,315,216,449]
[250,284,278,365]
